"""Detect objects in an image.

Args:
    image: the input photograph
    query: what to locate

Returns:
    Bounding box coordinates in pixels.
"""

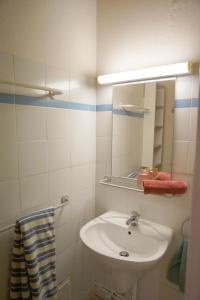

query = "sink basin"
[80,211,173,272]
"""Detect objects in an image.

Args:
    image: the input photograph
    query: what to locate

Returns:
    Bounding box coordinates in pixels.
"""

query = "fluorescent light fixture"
[113,77,176,87]
[97,62,193,85]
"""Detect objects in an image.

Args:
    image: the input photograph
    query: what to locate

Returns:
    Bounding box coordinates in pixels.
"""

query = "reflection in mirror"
[112,80,175,181]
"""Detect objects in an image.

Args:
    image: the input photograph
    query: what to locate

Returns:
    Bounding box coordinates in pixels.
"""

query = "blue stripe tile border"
[0,93,14,104]
[0,93,96,111]
[175,98,199,108]
[191,98,199,108]
[0,93,199,111]
[96,104,113,111]
[15,94,97,111]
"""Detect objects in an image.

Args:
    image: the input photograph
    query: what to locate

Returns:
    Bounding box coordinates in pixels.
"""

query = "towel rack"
[181,217,190,239]
[100,176,175,197]
[0,79,64,96]
[0,195,70,234]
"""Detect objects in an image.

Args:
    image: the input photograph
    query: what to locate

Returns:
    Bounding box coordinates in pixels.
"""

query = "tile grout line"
[12,55,23,211]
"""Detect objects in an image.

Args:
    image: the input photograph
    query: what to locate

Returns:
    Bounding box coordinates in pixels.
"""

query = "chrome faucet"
[126,211,140,227]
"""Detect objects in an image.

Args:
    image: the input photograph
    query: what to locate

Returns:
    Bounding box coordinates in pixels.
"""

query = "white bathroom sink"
[80,211,173,272]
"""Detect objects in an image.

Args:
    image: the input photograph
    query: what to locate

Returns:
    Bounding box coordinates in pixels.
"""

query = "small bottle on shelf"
[137,167,158,188]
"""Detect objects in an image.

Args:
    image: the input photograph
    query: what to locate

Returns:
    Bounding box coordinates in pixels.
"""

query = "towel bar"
[181,217,190,239]
[0,195,70,234]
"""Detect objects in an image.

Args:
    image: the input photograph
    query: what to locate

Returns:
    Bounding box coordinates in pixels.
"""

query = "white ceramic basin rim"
[80,211,173,271]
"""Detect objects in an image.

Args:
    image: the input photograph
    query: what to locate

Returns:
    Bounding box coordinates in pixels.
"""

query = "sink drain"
[119,251,129,257]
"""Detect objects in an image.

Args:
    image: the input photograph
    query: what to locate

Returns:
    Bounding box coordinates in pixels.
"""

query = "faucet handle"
[131,211,140,217]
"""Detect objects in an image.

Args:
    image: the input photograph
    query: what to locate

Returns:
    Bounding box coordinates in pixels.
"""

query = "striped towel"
[10,208,57,300]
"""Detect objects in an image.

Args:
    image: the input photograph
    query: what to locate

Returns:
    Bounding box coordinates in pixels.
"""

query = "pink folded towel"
[143,180,188,195]
[156,172,172,181]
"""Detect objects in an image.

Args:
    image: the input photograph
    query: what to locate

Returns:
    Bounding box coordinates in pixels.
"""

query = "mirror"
[112,80,175,180]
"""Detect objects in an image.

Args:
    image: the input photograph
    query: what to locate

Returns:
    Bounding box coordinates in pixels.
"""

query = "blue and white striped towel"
[10,208,57,300]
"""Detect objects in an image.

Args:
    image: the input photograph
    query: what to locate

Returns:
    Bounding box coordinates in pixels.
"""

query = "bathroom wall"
[0,1,96,300]
[97,0,200,74]
[96,0,200,299]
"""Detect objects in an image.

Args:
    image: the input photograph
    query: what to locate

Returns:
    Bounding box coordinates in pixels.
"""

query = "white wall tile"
[88,112,96,138]
[71,241,86,299]
[49,168,71,205]
[0,180,20,221]
[172,141,189,174]
[76,111,96,139]
[56,246,74,284]
[56,223,74,255]
[0,52,14,81]
[96,111,112,138]
[96,137,112,163]
[71,110,91,138]
[82,245,96,293]
[55,203,72,228]
[16,105,47,141]
[85,196,95,224]
[89,162,96,198]
[71,164,90,192]
[175,76,192,100]
[0,230,15,300]
[174,108,190,140]
[89,138,96,163]
[57,277,72,300]
[14,55,45,87]
[175,75,198,101]
[97,85,113,105]
[0,84,15,95]
[112,134,121,157]
[0,143,18,181]
[96,162,111,181]
[0,103,16,143]
[191,74,199,99]
[20,173,48,211]
[189,107,198,141]
[70,189,92,245]
[69,72,96,104]
[112,157,121,176]
[45,65,69,97]
[187,141,196,174]
[114,116,123,139]
[18,141,48,177]
[48,140,71,171]
[47,108,71,140]
[71,136,91,166]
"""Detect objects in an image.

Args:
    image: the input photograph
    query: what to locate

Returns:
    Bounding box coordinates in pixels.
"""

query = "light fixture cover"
[97,62,193,85]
